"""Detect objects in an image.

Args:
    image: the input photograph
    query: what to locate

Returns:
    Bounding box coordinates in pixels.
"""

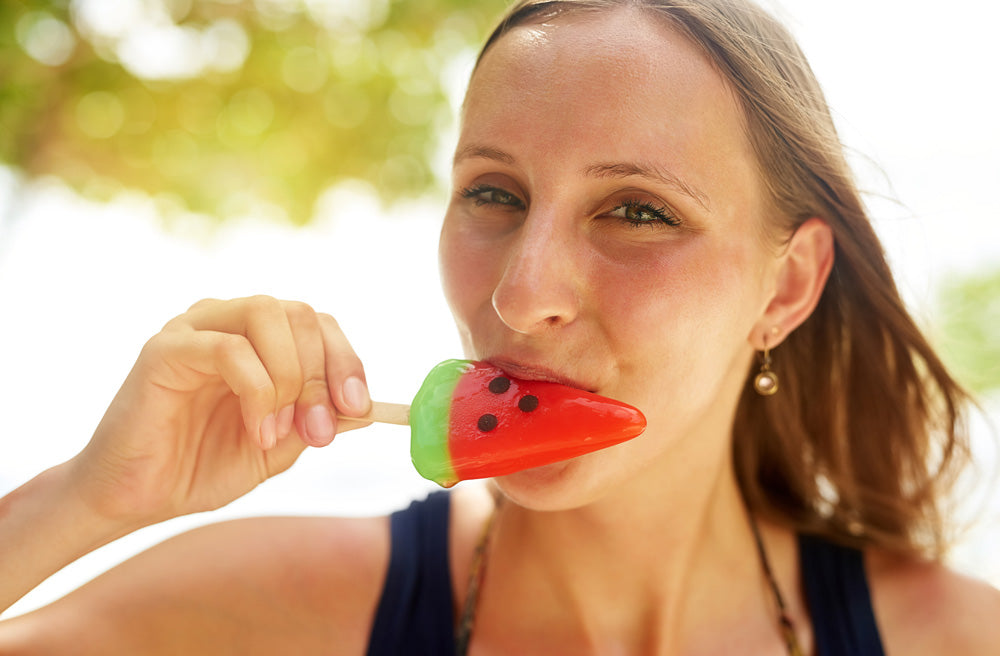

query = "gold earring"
[754,335,779,396]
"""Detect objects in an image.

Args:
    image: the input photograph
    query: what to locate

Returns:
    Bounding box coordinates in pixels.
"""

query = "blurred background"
[1,0,998,618]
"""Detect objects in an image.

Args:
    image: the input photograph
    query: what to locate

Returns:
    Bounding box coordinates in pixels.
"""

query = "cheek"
[598,239,753,330]
[438,217,496,326]
[596,237,766,385]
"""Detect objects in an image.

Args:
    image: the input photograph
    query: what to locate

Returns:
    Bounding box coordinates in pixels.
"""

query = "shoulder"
[866,549,1000,655]
[1,514,391,655]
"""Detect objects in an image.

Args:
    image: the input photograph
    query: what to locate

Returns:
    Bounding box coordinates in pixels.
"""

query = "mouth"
[486,358,597,393]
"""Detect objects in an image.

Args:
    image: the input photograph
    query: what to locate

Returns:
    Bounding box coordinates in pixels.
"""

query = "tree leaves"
[0,0,507,223]
[938,266,1000,393]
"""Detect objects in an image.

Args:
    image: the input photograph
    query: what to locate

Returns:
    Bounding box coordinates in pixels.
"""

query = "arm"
[0,515,391,655]
[0,296,375,641]
[0,462,139,614]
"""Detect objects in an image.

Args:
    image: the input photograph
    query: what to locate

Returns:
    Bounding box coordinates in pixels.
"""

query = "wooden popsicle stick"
[337,401,410,426]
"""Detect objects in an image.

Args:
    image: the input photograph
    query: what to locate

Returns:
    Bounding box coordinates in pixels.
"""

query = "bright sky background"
[1,0,998,617]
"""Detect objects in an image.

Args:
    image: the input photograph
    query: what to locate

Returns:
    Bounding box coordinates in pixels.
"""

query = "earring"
[754,334,779,396]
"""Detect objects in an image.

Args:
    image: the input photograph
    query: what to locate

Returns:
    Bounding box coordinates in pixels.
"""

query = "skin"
[0,6,997,655]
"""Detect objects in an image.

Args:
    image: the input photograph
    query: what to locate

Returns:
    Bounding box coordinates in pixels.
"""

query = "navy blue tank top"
[366,493,886,655]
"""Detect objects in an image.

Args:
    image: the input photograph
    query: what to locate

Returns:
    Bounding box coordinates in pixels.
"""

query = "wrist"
[0,461,143,613]
[60,455,158,538]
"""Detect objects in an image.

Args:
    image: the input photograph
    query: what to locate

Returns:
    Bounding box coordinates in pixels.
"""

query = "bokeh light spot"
[218,89,275,143]
[76,91,126,139]
[282,46,328,93]
[305,0,390,33]
[378,153,424,192]
[324,85,370,129]
[16,12,76,66]
[253,0,299,31]
[117,24,203,79]
[72,0,145,41]
[389,90,436,127]
[202,19,250,74]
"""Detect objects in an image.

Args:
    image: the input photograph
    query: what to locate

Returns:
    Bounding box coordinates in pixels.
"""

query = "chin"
[491,454,617,512]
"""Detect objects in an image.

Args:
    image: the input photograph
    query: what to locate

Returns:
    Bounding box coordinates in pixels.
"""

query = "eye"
[459,184,526,210]
[609,199,681,228]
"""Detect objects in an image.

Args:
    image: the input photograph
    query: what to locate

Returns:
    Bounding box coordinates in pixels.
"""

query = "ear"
[751,217,834,349]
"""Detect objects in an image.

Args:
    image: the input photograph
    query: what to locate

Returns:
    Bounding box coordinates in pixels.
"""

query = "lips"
[486,357,598,393]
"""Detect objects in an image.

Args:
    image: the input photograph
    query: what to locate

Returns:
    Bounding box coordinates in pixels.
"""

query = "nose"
[491,209,581,334]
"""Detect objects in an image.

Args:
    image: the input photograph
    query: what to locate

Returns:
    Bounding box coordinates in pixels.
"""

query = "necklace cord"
[749,513,804,656]
[455,504,497,655]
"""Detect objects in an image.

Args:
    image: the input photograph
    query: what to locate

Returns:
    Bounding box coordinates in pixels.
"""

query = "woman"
[1,0,997,653]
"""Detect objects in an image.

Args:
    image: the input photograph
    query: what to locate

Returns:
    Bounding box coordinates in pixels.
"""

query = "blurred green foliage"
[0,0,508,223]
[937,266,1000,394]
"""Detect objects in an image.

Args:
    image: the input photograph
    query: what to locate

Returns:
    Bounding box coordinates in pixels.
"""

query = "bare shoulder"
[867,548,1000,655]
[0,514,390,655]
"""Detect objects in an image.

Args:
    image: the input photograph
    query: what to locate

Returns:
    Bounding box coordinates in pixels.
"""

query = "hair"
[475,0,971,558]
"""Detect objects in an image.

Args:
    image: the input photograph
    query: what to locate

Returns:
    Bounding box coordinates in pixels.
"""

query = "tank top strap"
[799,533,886,656]
[366,491,457,656]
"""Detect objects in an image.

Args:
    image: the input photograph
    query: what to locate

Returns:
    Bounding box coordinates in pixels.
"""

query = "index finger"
[317,313,372,421]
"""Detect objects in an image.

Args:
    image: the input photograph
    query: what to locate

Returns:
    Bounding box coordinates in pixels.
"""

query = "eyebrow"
[453,144,516,166]
[585,162,710,211]
[453,144,710,211]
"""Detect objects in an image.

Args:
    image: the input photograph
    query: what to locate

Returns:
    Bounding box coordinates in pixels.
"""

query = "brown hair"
[476,0,971,557]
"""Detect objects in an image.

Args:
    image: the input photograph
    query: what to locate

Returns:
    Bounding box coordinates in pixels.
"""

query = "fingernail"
[306,405,335,446]
[260,414,277,450]
[342,376,370,414]
[277,405,295,438]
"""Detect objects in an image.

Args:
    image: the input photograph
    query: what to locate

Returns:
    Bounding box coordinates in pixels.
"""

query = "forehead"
[461,8,756,203]
[475,8,720,100]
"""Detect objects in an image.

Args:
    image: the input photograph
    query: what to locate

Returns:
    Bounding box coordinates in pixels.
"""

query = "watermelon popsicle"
[350,359,646,487]
[410,359,645,487]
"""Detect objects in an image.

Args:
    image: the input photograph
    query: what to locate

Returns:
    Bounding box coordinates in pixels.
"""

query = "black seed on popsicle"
[518,395,539,413]
[477,414,498,432]
[488,376,511,394]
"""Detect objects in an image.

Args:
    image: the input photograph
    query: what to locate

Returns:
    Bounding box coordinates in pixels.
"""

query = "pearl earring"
[754,333,779,396]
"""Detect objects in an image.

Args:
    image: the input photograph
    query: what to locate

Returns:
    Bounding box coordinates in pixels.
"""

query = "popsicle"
[351,360,646,488]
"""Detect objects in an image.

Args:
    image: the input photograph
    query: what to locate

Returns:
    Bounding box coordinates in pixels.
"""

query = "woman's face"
[439,8,783,507]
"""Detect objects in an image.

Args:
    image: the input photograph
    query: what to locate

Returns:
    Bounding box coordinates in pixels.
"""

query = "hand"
[69,296,373,528]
